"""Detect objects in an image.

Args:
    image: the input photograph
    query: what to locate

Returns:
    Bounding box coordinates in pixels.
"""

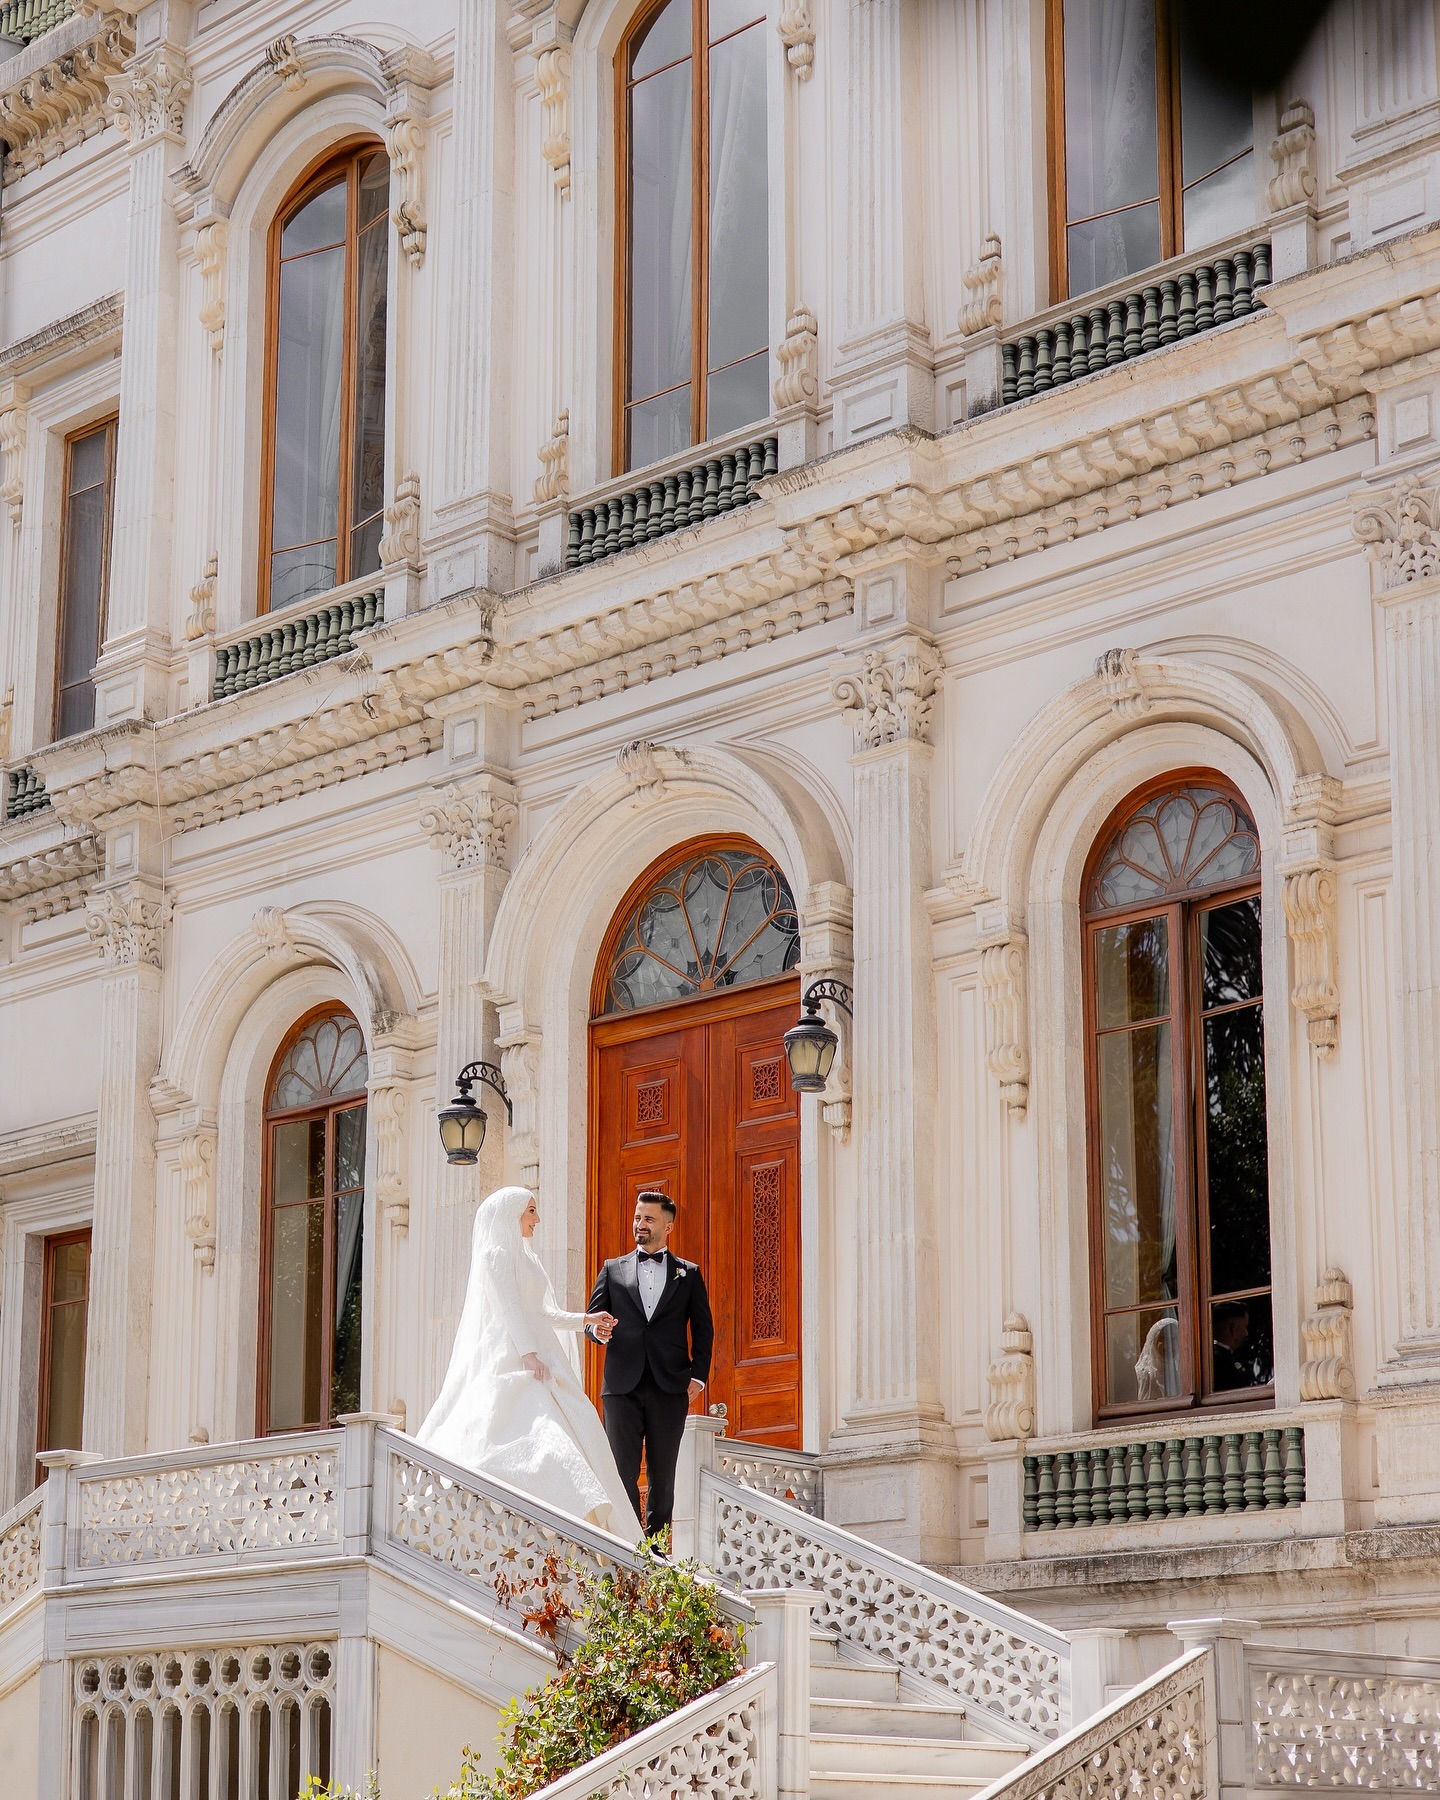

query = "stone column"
[417,765,517,1402]
[433,0,515,597]
[96,1,194,727]
[82,830,168,1457]
[824,632,955,1560]
[1354,473,1440,1368]
[829,0,931,446]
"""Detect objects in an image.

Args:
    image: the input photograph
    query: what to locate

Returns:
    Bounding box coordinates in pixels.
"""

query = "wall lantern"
[783,979,853,1093]
[437,1061,514,1165]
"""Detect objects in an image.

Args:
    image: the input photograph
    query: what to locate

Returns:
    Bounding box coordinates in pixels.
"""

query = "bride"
[415,1185,644,1543]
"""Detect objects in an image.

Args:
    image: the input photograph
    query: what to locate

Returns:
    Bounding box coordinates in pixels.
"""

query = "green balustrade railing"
[5,766,49,821]
[1001,241,1272,407]
[1023,1424,1304,1531]
[566,434,778,570]
[0,0,72,44]
[212,590,383,700]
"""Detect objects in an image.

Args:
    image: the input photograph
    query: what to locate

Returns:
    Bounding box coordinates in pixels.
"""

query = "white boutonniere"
[674,1266,687,1279]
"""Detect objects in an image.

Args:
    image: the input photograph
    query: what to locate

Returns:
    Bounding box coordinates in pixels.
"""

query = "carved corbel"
[979,932,1029,1117]
[984,1313,1036,1441]
[1299,1268,1354,1400]
[536,43,571,195]
[1282,864,1339,1054]
[369,1083,409,1235]
[185,553,217,641]
[180,1124,218,1270]
[1266,99,1316,213]
[0,388,28,522]
[958,234,1003,336]
[773,307,819,411]
[1093,646,1151,720]
[777,0,814,78]
[378,473,421,568]
[265,34,307,90]
[534,410,570,506]
[384,98,428,267]
[195,218,228,353]
[498,1020,542,1184]
[251,905,302,963]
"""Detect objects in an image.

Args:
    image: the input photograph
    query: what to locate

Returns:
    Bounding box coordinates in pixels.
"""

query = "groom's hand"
[688,1379,705,1402]
[585,1311,617,1343]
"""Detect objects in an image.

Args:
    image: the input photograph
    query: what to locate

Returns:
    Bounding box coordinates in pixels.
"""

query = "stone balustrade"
[4,765,49,820]
[565,435,778,570]
[0,0,70,41]
[0,1487,42,1613]
[211,589,383,699]
[715,1438,824,1516]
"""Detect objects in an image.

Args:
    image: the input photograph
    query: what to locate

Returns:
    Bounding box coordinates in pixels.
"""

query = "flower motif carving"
[86,886,165,968]
[831,637,943,750]
[419,781,518,873]
[107,45,191,143]
[0,1496,42,1612]
[1252,1664,1440,1789]
[1353,476,1440,588]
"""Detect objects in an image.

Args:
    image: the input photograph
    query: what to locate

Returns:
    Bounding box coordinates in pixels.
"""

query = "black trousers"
[602,1371,690,1537]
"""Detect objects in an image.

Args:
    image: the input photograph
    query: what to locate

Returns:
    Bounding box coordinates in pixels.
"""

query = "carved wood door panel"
[587,976,802,1446]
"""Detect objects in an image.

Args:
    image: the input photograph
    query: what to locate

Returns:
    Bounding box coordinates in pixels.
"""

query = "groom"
[586,1191,714,1539]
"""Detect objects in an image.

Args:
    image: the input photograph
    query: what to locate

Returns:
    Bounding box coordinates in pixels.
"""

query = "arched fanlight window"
[259,1009,369,1434]
[261,142,390,614]
[618,0,770,472]
[597,841,800,1015]
[1083,777,1272,1420]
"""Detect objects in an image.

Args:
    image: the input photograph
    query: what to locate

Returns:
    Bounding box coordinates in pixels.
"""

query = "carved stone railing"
[74,1434,340,1572]
[566,435,778,570]
[1025,1423,1304,1530]
[715,1438,823,1516]
[0,1488,42,1612]
[4,765,49,821]
[1248,1643,1440,1792]
[1001,239,1272,406]
[519,1663,775,1800]
[701,1467,1069,1745]
[970,1648,1213,1800]
[0,0,71,44]
[211,589,383,699]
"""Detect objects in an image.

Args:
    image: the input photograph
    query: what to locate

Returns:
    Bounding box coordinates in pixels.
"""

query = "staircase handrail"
[969,1647,1214,1800]
[0,1485,43,1614]
[516,1662,776,1800]
[715,1436,824,1515]
[700,1463,1069,1745]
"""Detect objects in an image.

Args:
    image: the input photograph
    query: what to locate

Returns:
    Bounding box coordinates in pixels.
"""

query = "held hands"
[585,1310,618,1343]
[521,1352,552,1384]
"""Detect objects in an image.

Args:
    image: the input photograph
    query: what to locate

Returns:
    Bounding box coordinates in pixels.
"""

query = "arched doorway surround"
[587,836,804,1446]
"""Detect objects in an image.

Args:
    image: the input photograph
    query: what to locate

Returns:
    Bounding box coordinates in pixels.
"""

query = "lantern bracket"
[455,1060,514,1123]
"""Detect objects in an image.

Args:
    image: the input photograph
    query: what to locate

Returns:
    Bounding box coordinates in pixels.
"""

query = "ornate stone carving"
[536,43,571,194]
[1282,865,1339,1054]
[251,905,301,963]
[1300,1267,1355,1401]
[265,33,307,90]
[985,1313,1036,1442]
[958,234,1003,336]
[0,396,26,521]
[773,307,819,410]
[1353,476,1440,588]
[78,1448,338,1566]
[1267,99,1317,213]
[711,1488,1064,1738]
[616,737,668,796]
[379,472,421,567]
[86,886,165,967]
[994,1660,1207,1800]
[107,44,191,143]
[1251,1660,1440,1789]
[777,0,815,79]
[420,781,518,873]
[370,1082,409,1234]
[0,1495,41,1613]
[0,17,133,185]
[498,1028,543,1181]
[980,936,1029,1116]
[385,100,428,267]
[534,409,570,505]
[1094,646,1152,720]
[831,637,943,750]
[716,1444,823,1515]
[584,1698,761,1800]
[195,218,228,353]
[184,553,217,641]
[180,1125,217,1270]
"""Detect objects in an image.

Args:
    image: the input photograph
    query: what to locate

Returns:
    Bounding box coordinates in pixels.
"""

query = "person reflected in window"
[1212,1300,1259,1392]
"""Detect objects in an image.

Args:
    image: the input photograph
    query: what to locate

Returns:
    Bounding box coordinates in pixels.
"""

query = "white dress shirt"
[636,1250,667,1319]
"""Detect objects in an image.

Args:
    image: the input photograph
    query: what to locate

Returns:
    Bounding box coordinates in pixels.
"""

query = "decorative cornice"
[831,635,943,749]
[419,778,518,873]
[0,292,123,381]
[0,10,133,185]
[85,882,166,967]
[1353,474,1440,588]
[0,830,99,918]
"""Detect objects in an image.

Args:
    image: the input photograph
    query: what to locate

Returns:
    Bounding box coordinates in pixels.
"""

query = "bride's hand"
[585,1311,617,1343]
[521,1352,551,1383]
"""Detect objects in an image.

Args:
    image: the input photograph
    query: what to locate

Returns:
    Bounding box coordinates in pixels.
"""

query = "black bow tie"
[637,1250,666,1264]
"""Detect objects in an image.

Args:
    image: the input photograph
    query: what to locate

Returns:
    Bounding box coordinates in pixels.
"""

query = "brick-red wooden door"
[588,975,802,1446]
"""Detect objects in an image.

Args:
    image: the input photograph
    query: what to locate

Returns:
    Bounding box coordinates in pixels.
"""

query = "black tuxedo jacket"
[586,1251,714,1397]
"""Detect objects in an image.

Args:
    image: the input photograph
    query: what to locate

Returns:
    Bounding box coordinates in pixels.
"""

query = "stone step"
[810,1732,1024,1782]
[809,1696,975,1743]
[809,1766,1017,1800]
[809,1657,903,1702]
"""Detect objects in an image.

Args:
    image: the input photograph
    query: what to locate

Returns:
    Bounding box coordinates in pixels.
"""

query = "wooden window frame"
[52,417,118,742]
[257,139,388,619]
[1046,0,1251,305]
[1081,771,1273,1425]
[613,0,768,476]
[36,1226,92,1487]
[256,1006,368,1438]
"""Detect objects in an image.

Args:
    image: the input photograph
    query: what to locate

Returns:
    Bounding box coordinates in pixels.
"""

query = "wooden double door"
[587,974,802,1446]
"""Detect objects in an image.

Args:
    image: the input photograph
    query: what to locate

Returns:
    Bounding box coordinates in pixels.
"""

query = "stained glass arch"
[1085,781,1260,916]
[597,841,801,1016]
[267,1010,369,1112]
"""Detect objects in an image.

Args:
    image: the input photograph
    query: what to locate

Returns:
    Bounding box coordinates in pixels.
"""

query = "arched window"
[259,1009,369,1434]
[618,0,769,473]
[261,143,390,614]
[1083,776,1272,1419]
[597,841,799,1014]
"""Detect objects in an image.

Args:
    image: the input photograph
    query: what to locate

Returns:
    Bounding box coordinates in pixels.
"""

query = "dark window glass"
[37,1229,91,1484]
[265,148,390,614]
[1085,781,1272,1417]
[55,422,116,741]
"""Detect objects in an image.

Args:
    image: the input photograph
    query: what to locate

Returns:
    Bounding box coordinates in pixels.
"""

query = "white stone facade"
[4,0,1440,1787]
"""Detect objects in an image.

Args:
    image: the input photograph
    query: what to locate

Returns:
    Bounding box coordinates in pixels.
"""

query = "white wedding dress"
[415,1186,643,1543]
